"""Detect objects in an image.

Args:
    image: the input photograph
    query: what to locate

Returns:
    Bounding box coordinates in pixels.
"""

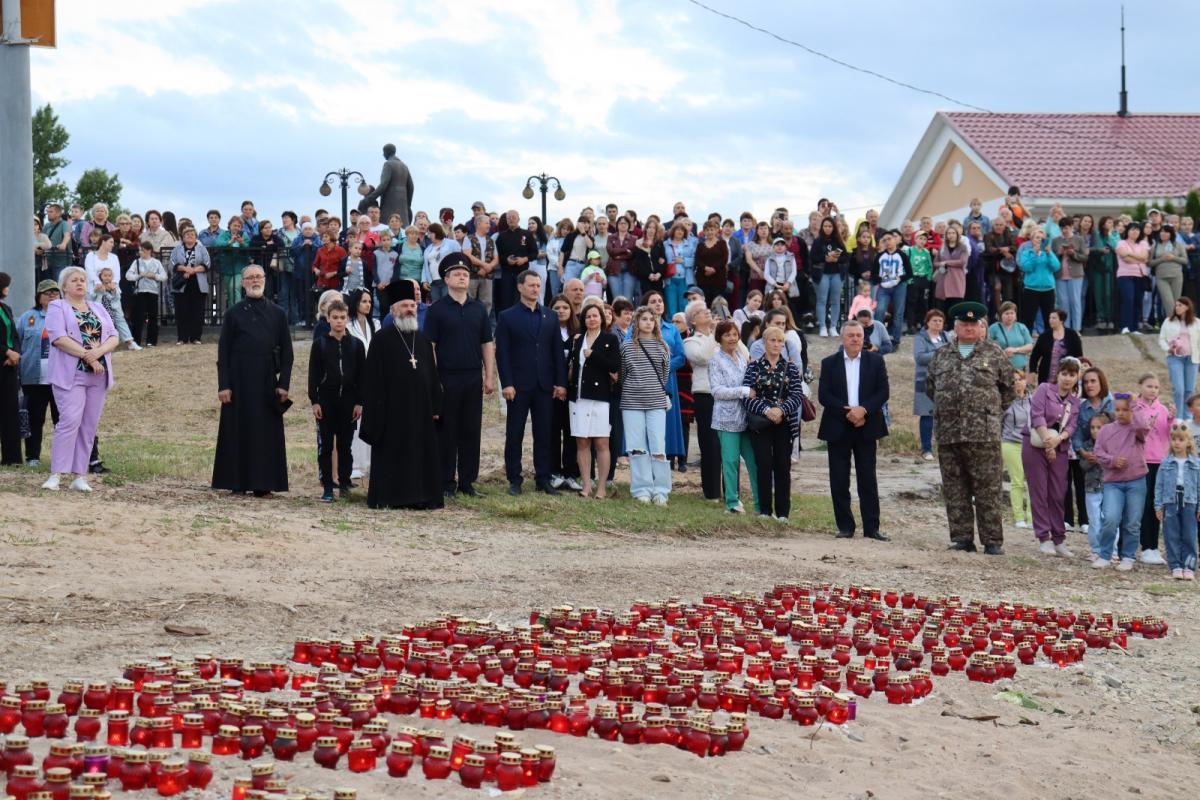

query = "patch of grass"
[879,428,922,456]
[455,483,837,537]
[105,435,315,482]
[4,533,57,546]
[1144,583,1192,597]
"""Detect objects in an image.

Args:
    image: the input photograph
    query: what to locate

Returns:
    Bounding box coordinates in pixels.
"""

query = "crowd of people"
[7,189,1198,579]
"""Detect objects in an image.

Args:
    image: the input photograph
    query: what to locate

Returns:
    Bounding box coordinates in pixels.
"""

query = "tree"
[1161,198,1177,215]
[73,168,123,216]
[1185,190,1200,222]
[33,103,70,215]
[1133,201,1148,221]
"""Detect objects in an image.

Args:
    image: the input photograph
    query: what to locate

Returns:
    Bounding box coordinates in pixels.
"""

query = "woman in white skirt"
[567,301,621,498]
[345,288,379,479]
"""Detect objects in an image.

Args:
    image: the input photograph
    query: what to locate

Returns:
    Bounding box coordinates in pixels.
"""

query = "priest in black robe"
[212,265,294,495]
[359,281,444,509]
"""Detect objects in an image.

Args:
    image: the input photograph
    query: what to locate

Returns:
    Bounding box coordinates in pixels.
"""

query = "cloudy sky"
[31,0,1200,227]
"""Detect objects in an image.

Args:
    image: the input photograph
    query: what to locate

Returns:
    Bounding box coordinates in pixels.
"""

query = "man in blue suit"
[817,320,890,540]
[495,270,567,495]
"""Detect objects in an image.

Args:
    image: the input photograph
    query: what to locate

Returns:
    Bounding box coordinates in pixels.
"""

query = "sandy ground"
[0,330,1197,799]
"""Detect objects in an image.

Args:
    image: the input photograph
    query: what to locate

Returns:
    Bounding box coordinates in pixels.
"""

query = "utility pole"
[0,0,35,311]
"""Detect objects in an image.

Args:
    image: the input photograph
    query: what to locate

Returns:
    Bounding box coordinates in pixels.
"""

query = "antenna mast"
[1118,5,1129,117]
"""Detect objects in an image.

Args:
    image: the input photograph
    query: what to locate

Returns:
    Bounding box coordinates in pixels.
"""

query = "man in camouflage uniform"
[925,302,1015,555]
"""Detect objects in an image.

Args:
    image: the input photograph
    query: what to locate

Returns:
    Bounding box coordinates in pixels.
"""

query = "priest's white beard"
[394,315,418,333]
[245,285,265,299]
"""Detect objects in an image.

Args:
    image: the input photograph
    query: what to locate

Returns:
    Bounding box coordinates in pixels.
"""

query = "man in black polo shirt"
[494,209,539,315]
[424,252,496,498]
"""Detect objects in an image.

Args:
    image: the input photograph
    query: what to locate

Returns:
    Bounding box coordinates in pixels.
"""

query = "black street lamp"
[319,168,370,226]
[522,173,566,226]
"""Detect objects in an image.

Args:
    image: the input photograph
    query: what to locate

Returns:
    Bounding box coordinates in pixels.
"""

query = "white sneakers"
[42,474,93,492]
[1090,556,1111,569]
[1080,523,1089,534]
[819,327,829,338]
[1115,558,1135,572]
[1015,520,1029,529]
[1054,543,1074,558]
[565,477,584,492]
[1038,541,1056,555]
[1140,549,1166,565]
[651,495,668,506]
[127,341,143,351]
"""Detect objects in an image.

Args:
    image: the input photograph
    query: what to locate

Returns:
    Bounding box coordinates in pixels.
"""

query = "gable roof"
[942,111,1200,199]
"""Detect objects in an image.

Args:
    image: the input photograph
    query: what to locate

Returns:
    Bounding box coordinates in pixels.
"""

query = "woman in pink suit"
[41,266,119,492]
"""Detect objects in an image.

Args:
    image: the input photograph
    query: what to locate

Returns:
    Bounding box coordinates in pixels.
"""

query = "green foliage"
[1132,201,1148,221]
[73,168,123,216]
[1161,198,1177,216]
[1184,190,1200,222]
[32,103,70,214]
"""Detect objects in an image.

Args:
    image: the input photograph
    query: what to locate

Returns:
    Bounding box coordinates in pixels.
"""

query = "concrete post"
[1,0,35,311]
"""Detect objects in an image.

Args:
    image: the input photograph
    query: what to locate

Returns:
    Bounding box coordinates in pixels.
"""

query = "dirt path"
[0,331,1195,799]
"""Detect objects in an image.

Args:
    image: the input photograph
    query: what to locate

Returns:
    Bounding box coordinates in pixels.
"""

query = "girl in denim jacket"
[1153,423,1200,579]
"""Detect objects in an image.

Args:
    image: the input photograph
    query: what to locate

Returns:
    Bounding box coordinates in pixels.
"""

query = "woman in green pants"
[707,319,760,514]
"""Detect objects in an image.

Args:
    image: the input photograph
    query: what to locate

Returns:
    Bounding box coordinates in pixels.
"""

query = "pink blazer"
[44,298,117,391]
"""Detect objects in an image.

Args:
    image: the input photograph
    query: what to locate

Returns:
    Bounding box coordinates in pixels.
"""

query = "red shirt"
[313,245,347,289]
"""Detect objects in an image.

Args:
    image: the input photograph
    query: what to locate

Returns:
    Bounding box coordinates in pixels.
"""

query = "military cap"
[438,251,472,279]
[948,301,987,323]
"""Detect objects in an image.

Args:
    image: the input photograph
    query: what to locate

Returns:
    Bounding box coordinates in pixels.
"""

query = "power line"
[682,0,1194,171]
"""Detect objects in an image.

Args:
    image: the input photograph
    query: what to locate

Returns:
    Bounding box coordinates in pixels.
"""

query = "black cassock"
[359,325,444,509]
[211,297,293,492]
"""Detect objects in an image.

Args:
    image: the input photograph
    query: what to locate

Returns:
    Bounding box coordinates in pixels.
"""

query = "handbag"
[1029,401,1070,448]
[637,340,672,411]
[800,393,817,423]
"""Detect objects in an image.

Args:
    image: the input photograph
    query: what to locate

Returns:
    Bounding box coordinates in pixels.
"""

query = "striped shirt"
[620,337,670,410]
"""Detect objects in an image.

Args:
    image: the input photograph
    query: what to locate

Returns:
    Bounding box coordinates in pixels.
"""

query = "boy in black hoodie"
[308,300,366,502]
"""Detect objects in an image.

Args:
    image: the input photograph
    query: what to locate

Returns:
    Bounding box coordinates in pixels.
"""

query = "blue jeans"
[611,272,639,303]
[564,260,585,283]
[1167,354,1197,418]
[1161,500,1198,571]
[276,272,291,320]
[816,273,843,331]
[875,284,906,343]
[919,416,933,453]
[430,280,448,304]
[1056,277,1083,330]
[1086,491,1104,554]
[1099,478,1146,560]
[623,408,671,500]
[665,276,688,317]
[1117,275,1139,331]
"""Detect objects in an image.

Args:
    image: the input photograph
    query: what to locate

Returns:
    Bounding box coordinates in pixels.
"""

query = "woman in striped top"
[620,307,672,505]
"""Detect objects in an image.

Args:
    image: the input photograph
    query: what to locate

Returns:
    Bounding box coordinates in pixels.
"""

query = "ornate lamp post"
[319,169,370,226]
[522,174,566,226]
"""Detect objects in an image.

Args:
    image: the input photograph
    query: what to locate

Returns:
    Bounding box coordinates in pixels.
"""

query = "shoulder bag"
[637,339,672,411]
[1029,398,1070,448]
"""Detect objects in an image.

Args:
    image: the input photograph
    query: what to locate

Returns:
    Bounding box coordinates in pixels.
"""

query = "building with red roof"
[880,111,1200,228]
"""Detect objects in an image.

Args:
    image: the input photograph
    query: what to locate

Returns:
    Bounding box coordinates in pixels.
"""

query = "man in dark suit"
[495,269,567,495]
[817,320,890,540]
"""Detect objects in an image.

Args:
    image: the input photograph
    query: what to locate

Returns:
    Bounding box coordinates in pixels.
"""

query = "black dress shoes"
[983,544,1005,555]
[835,530,854,539]
[536,483,560,496]
[947,541,977,552]
[507,483,522,496]
[863,531,891,542]
[458,486,482,498]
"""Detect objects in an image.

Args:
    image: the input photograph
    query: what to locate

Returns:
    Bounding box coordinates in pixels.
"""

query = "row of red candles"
[0,584,1168,799]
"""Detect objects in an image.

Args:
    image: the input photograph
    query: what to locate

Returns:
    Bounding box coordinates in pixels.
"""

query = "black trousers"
[505,388,553,486]
[22,384,58,462]
[751,423,792,518]
[1064,459,1088,527]
[607,397,623,482]
[550,397,579,478]
[0,365,21,465]
[827,428,881,535]
[692,393,721,500]
[1020,288,1055,330]
[130,292,160,345]
[316,399,355,490]
[496,270,519,316]
[1140,461,1161,550]
[702,285,723,307]
[438,377,483,492]
[175,290,204,342]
